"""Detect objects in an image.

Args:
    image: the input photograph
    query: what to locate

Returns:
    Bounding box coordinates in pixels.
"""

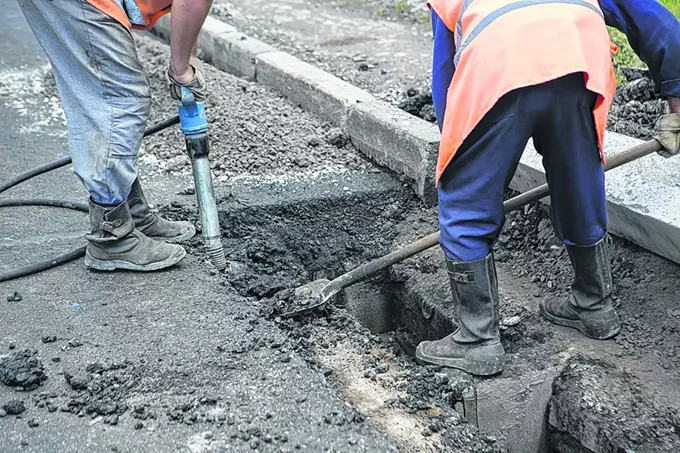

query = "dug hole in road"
[2,1,680,453]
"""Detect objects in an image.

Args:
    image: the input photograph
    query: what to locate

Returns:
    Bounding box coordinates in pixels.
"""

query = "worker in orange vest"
[17,0,212,272]
[416,0,680,376]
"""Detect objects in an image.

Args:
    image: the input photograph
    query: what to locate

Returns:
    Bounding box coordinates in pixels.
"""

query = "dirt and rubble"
[139,37,372,182]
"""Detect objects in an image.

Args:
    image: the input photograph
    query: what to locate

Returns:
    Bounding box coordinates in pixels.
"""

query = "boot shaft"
[127,178,156,230]
[566,237,613,310]
[86,199,135,243]
[446,253,500,344]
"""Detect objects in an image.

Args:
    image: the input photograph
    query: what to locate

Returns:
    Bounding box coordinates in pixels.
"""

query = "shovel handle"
[330,139,662,293]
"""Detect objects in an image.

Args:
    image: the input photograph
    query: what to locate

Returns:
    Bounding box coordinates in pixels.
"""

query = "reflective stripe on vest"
[455,0,476,50]
[453,0,605,67]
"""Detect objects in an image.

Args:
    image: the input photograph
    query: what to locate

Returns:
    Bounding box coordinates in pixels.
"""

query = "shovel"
[281,139,662,318]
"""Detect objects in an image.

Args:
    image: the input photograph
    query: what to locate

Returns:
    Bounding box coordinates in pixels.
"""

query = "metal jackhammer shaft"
[177,88,227,270]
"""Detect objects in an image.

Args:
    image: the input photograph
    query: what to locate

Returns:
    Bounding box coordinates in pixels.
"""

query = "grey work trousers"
[18,0,151,204]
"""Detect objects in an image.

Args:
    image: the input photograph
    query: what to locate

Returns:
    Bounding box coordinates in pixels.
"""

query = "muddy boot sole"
[539,300,621,340]
[84,247,186,272]
[415,342,506,376]
[146,224,196,244]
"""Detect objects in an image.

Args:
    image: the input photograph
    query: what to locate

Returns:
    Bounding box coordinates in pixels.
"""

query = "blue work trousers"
[18,0,151,205]
[438,73,608,262]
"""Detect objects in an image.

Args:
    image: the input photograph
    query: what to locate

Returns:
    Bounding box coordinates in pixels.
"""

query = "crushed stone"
[137,35,373,181]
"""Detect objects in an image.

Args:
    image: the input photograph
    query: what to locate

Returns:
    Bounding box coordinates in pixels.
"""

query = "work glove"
[167,56,207,102]
[654,113,680,158]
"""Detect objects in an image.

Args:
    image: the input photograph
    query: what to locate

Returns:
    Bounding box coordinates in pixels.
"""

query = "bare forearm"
[169,0,212,77]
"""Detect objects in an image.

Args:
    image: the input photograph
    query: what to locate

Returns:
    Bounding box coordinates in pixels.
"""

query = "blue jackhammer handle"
[178,87,208,135]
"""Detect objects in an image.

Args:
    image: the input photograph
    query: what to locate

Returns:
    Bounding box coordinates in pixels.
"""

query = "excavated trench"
[159,167,680,453]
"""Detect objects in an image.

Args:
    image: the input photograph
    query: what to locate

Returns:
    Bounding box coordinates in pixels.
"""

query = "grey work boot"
[416,253,506,376]
[539,237,621,339]
[128,179,196,243]
[85,199,187,272]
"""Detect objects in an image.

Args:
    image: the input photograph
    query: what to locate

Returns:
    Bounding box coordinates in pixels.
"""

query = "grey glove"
[654,113,680,158]
[167,56,207,102]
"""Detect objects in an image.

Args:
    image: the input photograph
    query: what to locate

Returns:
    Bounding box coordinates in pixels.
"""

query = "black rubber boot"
[540,237,621,339]
[416,253,506,376]
[128,179,196,243]
[85,199,186,272]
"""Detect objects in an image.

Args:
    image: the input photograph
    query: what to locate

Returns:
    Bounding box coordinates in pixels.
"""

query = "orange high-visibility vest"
[87,0,172,31]
[428,0,618,185]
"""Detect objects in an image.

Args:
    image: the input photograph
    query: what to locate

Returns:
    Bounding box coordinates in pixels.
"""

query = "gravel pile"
[140,36,372,181]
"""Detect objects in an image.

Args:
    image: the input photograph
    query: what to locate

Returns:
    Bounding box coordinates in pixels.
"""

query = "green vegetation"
[661,0,680,17]
[393,0,409,15]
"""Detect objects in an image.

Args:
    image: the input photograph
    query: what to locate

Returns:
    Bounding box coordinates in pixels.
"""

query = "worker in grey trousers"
[17,0,213,272]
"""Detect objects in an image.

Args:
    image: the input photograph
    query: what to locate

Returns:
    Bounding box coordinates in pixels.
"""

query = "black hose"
[0,199,88,212]
[0,115,180,283]
[0,156,72,194]
[143,114,180,136]
[0,247,87,283]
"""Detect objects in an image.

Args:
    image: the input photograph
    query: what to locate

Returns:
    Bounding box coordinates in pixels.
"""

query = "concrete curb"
[151,15,680,265]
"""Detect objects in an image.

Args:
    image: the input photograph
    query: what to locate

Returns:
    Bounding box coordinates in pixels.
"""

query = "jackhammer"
[177,87,227,270]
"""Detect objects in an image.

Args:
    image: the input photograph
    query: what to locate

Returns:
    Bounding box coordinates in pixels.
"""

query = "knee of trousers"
[438,202,505,262]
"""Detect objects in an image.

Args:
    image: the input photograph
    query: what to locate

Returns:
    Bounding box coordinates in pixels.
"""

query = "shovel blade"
[280,279,332,318]
[295,278,331,299]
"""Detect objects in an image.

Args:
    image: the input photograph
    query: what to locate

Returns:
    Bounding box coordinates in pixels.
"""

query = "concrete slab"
[347,100,440,206]
[255,51,374,126]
